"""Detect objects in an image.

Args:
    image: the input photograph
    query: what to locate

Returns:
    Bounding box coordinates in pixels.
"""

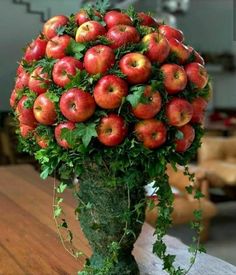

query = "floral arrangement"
[10,0,211,274]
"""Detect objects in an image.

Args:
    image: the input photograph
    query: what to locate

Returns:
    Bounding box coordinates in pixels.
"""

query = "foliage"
[11,0,210,274]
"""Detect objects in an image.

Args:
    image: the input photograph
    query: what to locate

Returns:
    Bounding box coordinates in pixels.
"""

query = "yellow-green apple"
[46,35,71,59]
[55,121,75,149]
[132,85,162,119]
[158,24,184,42]
[135,119,167,149]
[97,114,127,147]
[16,96,37,126]
[188,46,205,65]
[43,15,68,40]
[84,45,115,74]
[106,25,140,49]
[28,66,51,94]
[175,124,195,153]
[138,12,157,27]
[15,71,30,91]
[33,93,57,125]
[104,10,132,28]
[19,124,36,138]
[166,98,193,127]
[10,89,18,109]
[191,97,208,124]
[52,57,83,87]
[75,21,106,43]
[142,32,170,63]
[168,38,190,64]
[119,53,151,84]
[94,75,128,109]
[59,88,96,122]
[160,64,187,94]
[185,62,208,89]
[24,37,47,63]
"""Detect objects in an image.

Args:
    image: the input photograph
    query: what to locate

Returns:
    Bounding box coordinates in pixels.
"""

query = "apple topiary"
[10,0,212,274]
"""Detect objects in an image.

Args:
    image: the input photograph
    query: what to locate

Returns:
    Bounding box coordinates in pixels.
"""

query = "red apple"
[55,121,75,149]
[16,63,24,76]
[158,24,184,42]
[175,124,195,153]
[142,32,170,63]
[138,12,157,27]
[46,35,71,59]
[52,57,83,87]
[166,98,193,127]
[10,89,18,108]
[84,45,115,75]
[168,38,190,64]
[35,135,49,148]
[132,86,162,119]
[59,88,96,122]
[19,124,36,138]
[75,9,102,25]
[185,62,208,89]
[75,21,106,43]
[94,75,128,109]
[24,37,47,63]
[16,96,37,126]
[33,93,57,125]
[135,119,167,149]
[160,64,187,94]
[188,46,205,65]
[28,66,51,94]
[191,97,208,124]
[104,10,132,29]
[106,25,140,49]
[97,114,127,147]
[119,53,151,84]
[15,71,30,91]
[43,15,68,39]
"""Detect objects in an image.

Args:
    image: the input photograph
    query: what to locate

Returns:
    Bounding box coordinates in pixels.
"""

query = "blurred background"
[0,0,236,268]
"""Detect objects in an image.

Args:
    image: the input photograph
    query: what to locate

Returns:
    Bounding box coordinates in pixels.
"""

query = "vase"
[78,166,146,274]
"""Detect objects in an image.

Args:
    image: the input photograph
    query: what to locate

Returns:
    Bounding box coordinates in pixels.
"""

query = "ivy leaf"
[54,207,62,217]
[57,182,67,193]
[185,185,193,194]
[193,209,202,220]
[40,167,50,179]
[126,86,145,107]
[194,189,205,199]
[46,91,60,103]
[74,123,98,147]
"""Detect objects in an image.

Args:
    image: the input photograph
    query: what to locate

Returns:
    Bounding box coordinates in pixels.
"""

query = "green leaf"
[56,26,66,36]
[57,182,67,193]
[185,185,193,194]
[193,209,202,220]
[40,167,50,179]
[194,189,205,200]
[67,39,86,59]
[75,123,98,147]
[54,207,62,218]
[93,0,110,14]
[126,86,145,107]
[175,130,184,140]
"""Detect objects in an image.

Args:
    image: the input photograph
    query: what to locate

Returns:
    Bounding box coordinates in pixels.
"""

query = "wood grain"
[0,165,236,275]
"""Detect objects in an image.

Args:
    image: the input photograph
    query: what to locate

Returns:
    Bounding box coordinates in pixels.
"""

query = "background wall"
[0,0,235,111]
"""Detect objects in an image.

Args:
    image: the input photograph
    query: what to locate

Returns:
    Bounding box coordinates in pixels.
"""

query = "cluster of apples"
[10,8,210,152]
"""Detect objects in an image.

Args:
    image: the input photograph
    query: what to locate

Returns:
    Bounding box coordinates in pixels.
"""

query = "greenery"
[11,1,211,274]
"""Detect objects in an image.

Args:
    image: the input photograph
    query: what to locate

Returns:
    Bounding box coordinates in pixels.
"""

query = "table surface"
[0,164,236,275]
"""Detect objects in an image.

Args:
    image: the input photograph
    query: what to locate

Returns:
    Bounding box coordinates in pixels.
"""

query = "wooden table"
[0,165,236,275]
